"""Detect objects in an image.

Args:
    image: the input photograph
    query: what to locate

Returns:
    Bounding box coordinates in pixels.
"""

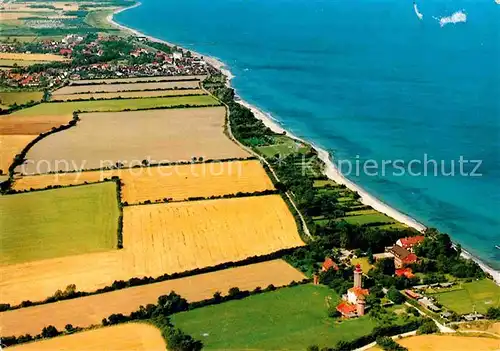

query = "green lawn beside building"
[430,279,500,314]
[172,284,378,350]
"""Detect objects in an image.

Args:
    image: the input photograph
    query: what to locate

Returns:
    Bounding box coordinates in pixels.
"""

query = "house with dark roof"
[388,245,418,268]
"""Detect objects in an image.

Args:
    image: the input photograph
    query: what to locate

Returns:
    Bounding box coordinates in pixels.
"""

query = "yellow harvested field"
[0,114,71,135]
[7,323,166,351]
[20,107,250,174]
[53,81,201,95]
[0,195,302,305]
[0,135,34,174]
[52,88,207,101]
[398,335,500,351]
[0,12,44,20]
[13,160,275,203]
[0,53,68,62]
[122,195,303,275]
[71,75,206,85]
[0,260,304,336]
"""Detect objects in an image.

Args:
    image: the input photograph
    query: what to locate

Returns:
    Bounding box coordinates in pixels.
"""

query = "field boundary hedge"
[50,92,208,102]
[54,86,201,95]
[1,279,310,346]
[69,77,202,86]
[126,189,279,206]
[0,246,303,312]
[9,156,256,177]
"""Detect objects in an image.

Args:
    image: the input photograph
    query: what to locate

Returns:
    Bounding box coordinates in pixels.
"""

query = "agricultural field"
[0,52,68,61]
[52,81,201,95]
[0,59,52,67]
[0,195,302,305]
[71,75,206,85]
[7,323,166,351]
[0,114,71,135]
[122,195,303,274]
[430,279,500,314]
[19,106,249,174]
[9,95,219,117]
[0,91,43,106]
[13,160,275,203]
[0,182,119,265]
[397,335,500,351]
[0,134,33,173]
[0,260,304,336]
[172,284,377,350]
[51,88,207,101]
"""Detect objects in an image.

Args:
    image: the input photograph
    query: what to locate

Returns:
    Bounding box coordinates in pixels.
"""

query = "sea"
[115,0,500,269]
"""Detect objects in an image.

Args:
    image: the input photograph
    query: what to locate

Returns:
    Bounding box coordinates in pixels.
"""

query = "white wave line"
[413,2,424,20]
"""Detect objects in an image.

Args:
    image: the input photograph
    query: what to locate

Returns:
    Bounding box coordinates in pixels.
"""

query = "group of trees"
[411,230,485,279]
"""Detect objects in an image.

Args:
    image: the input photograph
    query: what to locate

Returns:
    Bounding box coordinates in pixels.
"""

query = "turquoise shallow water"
[116,0,500,268]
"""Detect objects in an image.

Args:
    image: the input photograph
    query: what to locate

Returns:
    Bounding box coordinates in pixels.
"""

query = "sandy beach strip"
[107,2,500,284]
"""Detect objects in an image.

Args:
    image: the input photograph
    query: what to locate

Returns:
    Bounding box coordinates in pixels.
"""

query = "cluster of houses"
[0,33,216,89]
[0,70,68,89]
[372,235,425,278]
[0,34,84,58]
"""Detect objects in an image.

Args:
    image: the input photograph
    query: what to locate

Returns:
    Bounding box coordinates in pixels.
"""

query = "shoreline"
[107,2,499,284]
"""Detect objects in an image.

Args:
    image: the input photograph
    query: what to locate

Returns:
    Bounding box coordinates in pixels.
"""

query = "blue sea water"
[116,0,500,268]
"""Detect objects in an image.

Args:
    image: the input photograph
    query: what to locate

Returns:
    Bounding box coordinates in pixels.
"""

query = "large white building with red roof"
[396,236,425,252]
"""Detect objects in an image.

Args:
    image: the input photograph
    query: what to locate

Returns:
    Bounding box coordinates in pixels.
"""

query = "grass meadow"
[0,91,43,106]
[0,182,119,265]
[431,279,500,314]
[172,284,378,350]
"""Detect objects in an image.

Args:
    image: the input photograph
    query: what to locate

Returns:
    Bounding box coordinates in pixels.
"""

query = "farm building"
[418,297,441,313]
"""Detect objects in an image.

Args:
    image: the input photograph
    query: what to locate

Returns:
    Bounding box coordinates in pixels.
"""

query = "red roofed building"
[321,257,339,272]
[59,48,72,57]
[395,267,415,278]
[336,265,369,318]
[336,301,357,318]
[404,289,422,299]
[389,245,418,268]
[396,236,425,251]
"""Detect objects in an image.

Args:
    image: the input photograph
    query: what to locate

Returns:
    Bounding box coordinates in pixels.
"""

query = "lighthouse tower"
[354,264,362,288]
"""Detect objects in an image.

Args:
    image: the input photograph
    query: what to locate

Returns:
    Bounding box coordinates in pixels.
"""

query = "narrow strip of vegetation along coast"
[107,2,500,284]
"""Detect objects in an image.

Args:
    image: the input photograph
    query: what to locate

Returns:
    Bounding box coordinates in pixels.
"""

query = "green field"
[172,284,378,350]
[10,95,220,116]
[340,210,395,226]
[84,10,118,30]
[0,182,119,265]
[256,137,309,158]
[431,279,500,315]
[0,91,43,106]
[313,179,337,188]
